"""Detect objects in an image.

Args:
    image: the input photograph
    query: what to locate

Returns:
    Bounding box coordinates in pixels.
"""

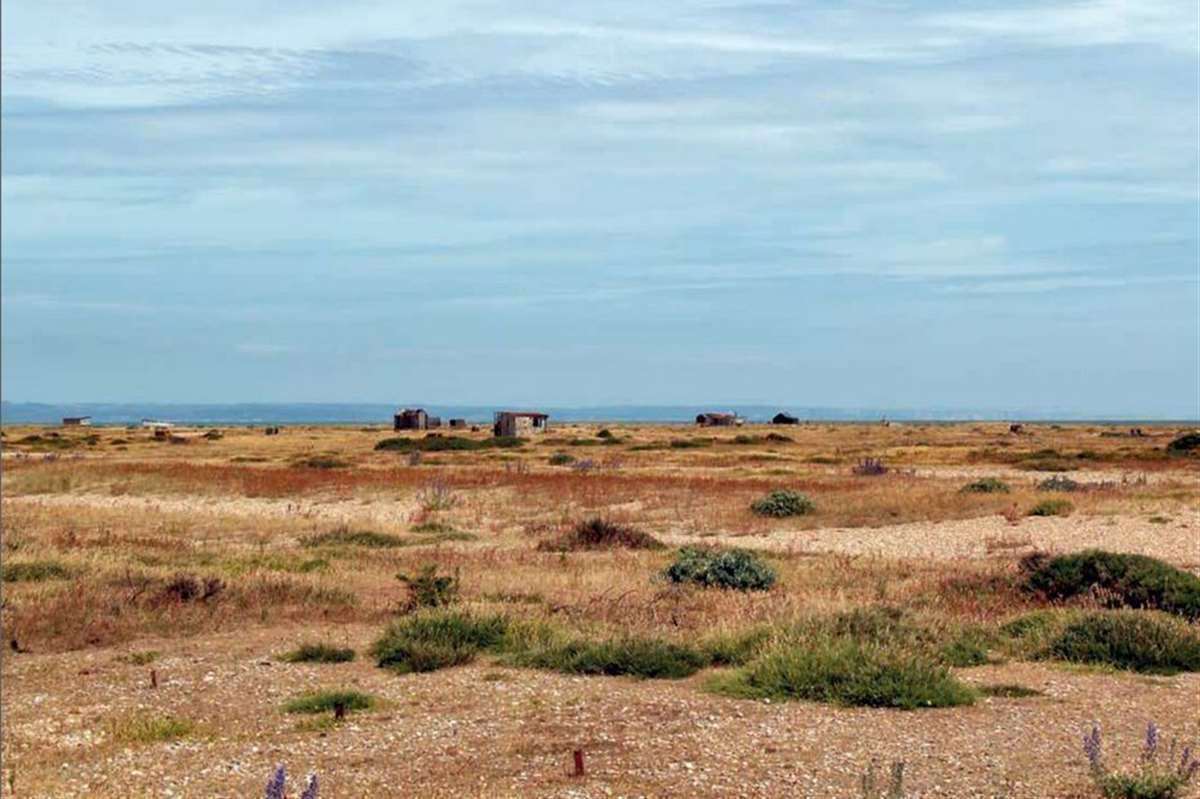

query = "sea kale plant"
[265,764,319,799]
[1083,722,1199,799]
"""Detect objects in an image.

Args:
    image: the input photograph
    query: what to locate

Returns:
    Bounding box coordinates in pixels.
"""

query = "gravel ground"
[11,494,1199,567]
[690,509,1200,566]
[4,624,1197,799]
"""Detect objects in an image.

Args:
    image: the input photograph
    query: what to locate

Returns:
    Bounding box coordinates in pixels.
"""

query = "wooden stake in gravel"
[149,669,157,689]
[572,749,585,777]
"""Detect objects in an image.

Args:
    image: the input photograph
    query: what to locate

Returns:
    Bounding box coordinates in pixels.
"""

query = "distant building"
[772,412,800,425]
[695,412,742,427]
[62,416,92,427]
[427,416,443,429]
[393,408,429,431]
[493,411,549,438]
[448,418,468,429]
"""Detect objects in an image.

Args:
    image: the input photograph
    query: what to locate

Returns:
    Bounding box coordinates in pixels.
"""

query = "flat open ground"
[2,421,1198,798]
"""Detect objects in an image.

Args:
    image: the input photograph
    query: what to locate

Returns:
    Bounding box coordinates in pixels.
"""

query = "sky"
[2,1,1198,416]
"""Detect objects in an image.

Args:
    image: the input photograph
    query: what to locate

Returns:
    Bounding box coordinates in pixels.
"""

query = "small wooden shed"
[62,416,92,427]
[695,412,741,427]
[772,412,800,425]
[393,408,429,431]
[493,411,549,438]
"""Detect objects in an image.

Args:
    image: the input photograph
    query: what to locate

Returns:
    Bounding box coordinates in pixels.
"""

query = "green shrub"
[514,636,707,679]
[1166,432,1200,453]
[1038,475,1081,492]
[1043,611,1200,674]
[697,627,772,666]
[280,643,356,663]
[960,477,1010,494]
[301,528,405,548]
[548,452,575,466]
[372,610,508,673]
[664,547,776,591]
[1,560,73,582]
[538,518,664,551]
[375,435,524,452]
[711,637,975,709]
[750,489,815,517]
[1021,550,1200,620]
[283,689,375,715]
[939,631,992,667]
[296,456,349,469]
[978,683,1042,698]
[1028,498,1073,517]
[106,713,195,744]
[397,564,459,610]
[669,438,712,449]
[596,429,614,439]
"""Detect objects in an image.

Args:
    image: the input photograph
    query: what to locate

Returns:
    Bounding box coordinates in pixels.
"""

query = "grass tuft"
[280,642,356,663]
[538,518,664,551]
[283,689,375,715]
[663,547,776,591]
[1,560,73,582]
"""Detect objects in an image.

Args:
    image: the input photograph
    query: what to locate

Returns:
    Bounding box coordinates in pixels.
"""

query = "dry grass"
[1,421,1198,796]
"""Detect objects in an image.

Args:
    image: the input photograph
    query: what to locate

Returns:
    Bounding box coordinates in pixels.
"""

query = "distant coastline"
[1,402,1194,426]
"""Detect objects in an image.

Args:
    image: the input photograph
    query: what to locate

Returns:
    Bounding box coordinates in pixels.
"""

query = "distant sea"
[1,402,1193,426]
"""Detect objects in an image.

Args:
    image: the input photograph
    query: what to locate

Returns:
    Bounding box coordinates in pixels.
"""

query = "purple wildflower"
[1083,723,1103,771]
[300,773,319,799]
[1142,722,1160,763]
[1180,746,1200,780]
[265,764,286,799]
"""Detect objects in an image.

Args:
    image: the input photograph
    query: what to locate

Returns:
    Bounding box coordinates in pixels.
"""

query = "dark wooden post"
[572,749,585,777]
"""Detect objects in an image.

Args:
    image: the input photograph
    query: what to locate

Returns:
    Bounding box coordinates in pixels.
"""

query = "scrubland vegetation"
[1,421,1198,797]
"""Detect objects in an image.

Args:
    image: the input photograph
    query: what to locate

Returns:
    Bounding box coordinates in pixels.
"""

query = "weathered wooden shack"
[393,408,429,431]
[493,411,549,438]
[695,412,741,427]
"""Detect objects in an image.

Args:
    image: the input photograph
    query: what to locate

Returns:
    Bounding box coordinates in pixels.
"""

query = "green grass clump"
[302,528,405,548]
[710,637,975,710]
[1022,550,1200,620]
[375,435,524,452]
[283,689,375,715]
[1042,611,1200,674]
[280,643,356,663]
[513,636,707,679]
[1028,498,1073,517]
[296,456,349,469]
[978,683,1042,698]
[106,713,195,744]
[749,489,815,517]
[1,560,73,582]
[664,547,776,591]
[372,610,508,673]
[669,438,712,449]
[960,477,1010,494]
[1166,432,1200,453]
[548,452,575,465]
[538,517,664,552]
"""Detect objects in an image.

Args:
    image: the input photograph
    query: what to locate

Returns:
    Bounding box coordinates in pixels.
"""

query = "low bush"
[284,689,374,715]
[296,456,348,469]
[1038,475,1081,492]
[750,489,815,518]
[396,564,459,610]
[1021,550,1200,620]
[1166,432,1200,454]
[302,528,405,548]
[960,477,1010,494]
[596,429,614,439]
[664,547,776,591]
[372,610,508,673]
[106,713,195,744]
[547,452,575,466]
[1028,498,1072,517]
[669,438,712,449]
[1,560,73,582]
[513,636,707,679]
[280,643,356,663]
[375,436,524,452]
[538,518,664,551]
[1044,611,1200,674]
[710,637,975,710]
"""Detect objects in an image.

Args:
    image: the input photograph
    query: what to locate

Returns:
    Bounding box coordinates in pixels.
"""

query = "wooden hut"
[493,411,549,438]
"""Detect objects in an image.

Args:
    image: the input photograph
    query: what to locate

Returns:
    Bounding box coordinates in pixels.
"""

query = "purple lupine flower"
[265,765,286,799]
[1083,723,1103,771]
[1142,722,1160,763]
[1179,746,1200,780]
[300,773,319,799]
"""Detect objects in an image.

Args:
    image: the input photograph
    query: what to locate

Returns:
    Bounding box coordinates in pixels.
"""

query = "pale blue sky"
[2,1,1197,415]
